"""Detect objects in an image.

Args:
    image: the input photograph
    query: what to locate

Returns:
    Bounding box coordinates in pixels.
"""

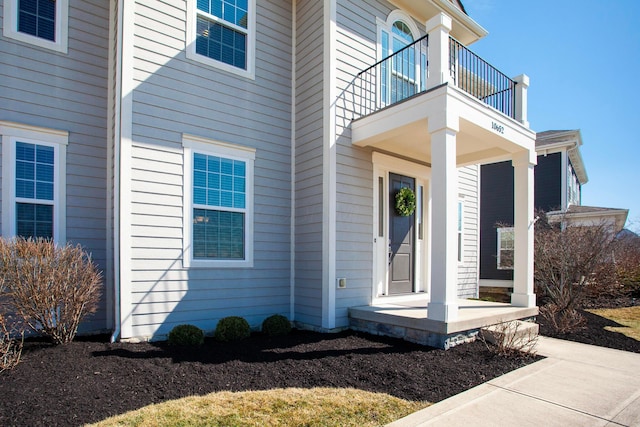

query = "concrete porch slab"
[349,298,538,349]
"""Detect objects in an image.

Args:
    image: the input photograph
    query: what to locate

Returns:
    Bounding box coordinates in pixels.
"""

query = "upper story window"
[182,134,255,268]
[567,162,581,206]
[2,0,69,53]
[377,11,426,105]
[1,121,68,244]
[186,0,256,79]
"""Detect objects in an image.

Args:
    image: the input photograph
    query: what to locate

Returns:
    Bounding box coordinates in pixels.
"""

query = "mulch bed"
[0,330,536,426]
[2,296,638,426]
[538,296,640,353]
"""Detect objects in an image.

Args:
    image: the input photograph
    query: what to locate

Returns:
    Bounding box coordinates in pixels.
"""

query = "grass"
[587,306,640,341]
[89,387,430,427]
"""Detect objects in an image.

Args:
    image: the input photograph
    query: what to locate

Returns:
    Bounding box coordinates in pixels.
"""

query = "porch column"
[428,118,459,322]
[511,150,536,307]
[513,74,530,128]
[425,13,453,88]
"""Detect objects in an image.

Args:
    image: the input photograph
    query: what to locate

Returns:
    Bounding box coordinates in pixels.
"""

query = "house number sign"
[492,122,505,134]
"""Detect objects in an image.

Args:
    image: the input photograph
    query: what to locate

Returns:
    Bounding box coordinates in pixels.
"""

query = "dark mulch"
[538,296,640,353]
[0,330,537,427]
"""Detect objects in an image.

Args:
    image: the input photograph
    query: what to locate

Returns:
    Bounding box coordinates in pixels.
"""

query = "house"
[1,0,538,348]
[479,129,628,294]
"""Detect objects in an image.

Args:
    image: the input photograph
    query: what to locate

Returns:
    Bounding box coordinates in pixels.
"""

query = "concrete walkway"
[388,337,640,426]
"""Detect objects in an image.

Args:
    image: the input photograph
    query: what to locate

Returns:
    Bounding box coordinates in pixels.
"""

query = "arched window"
[378,12,426,105]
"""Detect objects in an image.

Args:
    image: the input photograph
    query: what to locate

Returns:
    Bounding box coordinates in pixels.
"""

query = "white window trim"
[3,0,69,53]
[1,121,68,244]
[497,226,514,270]
[185,0,256,80]
[182,134,255,268]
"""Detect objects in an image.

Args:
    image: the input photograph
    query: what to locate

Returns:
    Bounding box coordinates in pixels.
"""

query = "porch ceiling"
[351,84,536,167]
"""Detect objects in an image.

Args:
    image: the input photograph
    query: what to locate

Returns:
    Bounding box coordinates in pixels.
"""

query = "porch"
[350,299,539,349]
[344,12,537,330]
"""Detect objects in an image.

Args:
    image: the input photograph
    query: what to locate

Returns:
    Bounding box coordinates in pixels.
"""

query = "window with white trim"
[3,0,69,53]
[182,135,255,268]
[377,11,426,106]
[186,0,256,79]
[1,121,67,244]
[497,227,514,270]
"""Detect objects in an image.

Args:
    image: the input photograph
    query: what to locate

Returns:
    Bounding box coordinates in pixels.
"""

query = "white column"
[428,120,459,322]
[513,74,530,128]
[511,150,536,307]
[425,13,453,89]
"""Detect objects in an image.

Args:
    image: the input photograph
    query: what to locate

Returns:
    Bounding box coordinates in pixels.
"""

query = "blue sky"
[463,1,640,231]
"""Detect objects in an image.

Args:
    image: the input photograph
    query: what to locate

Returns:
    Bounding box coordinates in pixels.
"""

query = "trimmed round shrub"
[261,314,291,337]
[214,316,250,342]
[168,324,204,346]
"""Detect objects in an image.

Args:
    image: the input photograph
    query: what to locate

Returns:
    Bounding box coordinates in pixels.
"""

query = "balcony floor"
[349,298,538,349]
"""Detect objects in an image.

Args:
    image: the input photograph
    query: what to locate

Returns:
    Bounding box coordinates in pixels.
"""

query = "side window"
[186,0,256,79]
[182,135,255,268]
[2,0,69,53]
[1,121,68,244]
[497,227,514,270]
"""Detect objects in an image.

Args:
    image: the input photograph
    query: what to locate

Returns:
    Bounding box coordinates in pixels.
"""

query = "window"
[497,227,514,270]
[457,200,463,262]
[186,0,256,79]
[182,135,255,268]
[3,0,69,53]
[1,121,67,244]
[378,11,426,106]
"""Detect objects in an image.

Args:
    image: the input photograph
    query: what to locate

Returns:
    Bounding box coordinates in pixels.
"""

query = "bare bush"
[534,213,617,333]
[613,232,640,297]
[0,313,23,372]
[0,238,102,345]
[538,303,586,334]
[481,320,538,357]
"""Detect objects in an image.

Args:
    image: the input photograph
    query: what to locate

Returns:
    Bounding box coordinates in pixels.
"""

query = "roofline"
[547,207,629,233]
[536,129,588,185]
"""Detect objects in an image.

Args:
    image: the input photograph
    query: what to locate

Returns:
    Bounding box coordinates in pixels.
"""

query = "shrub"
[261,314,291,337]
[0,237,102,345]
[214,316,250,342]
[0,313,23,372]
[168,324,204,346]
[534,213,617,333]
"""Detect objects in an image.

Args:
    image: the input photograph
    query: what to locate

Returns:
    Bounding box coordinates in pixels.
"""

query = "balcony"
[351,35,517,121]
[348,13,532,168]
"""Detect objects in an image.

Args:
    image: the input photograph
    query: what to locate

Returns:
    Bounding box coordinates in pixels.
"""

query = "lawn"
[587,306,640,341]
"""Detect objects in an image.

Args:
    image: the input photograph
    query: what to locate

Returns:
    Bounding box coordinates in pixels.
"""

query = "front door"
[388,173,415,294]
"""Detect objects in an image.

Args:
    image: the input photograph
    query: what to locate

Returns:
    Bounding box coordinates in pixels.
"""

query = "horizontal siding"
[294,0,325,327]
[458,165,479,298]
[126,0,292,339]
[0,0,110,333]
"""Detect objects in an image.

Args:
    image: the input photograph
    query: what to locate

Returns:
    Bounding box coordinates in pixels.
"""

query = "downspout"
[110,0,124,343]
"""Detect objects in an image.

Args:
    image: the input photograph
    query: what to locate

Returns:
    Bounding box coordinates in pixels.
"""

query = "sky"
[463,0,640,231]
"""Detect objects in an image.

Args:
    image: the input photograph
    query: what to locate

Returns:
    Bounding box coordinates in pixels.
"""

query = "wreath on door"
[395,186,416,216]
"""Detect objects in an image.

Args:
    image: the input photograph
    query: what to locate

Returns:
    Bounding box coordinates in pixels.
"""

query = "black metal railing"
[449,37,515,118]
[350,35,428,119]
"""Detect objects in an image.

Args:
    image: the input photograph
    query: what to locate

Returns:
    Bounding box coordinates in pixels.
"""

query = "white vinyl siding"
[123,0,292,339]
[3,0,69,53]
[456,165,480,298]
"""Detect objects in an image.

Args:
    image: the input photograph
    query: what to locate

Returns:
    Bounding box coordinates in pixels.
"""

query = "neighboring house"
[479,129,628,291]
[1,0,537,346]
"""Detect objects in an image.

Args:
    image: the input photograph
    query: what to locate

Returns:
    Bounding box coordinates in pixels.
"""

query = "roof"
[547,205,629,233]
[535,129,588,185]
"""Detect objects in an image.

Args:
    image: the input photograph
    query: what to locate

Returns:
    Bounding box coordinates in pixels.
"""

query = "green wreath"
[395,187,416,216]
